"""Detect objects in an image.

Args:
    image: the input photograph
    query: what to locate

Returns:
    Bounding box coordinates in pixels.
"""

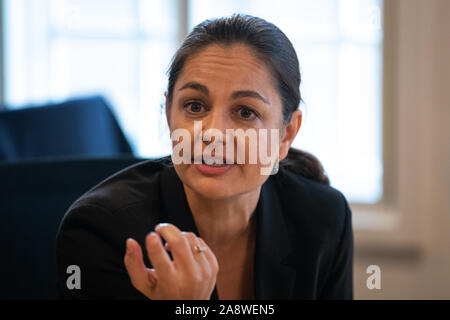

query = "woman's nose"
[202,108,230,135]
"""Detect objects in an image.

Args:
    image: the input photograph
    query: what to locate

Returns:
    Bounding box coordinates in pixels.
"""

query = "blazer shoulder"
[273,167,351,239]
[67,157,171,215]
[56,157,170,254]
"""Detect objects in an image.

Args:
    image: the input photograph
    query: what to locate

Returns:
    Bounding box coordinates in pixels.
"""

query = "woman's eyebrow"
[179,81,269,105]
[231,90,270,105]
[179,82,209,96]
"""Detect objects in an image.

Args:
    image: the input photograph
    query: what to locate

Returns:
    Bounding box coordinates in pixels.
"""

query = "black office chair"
[0,96,133,163]
[0,157,145,299]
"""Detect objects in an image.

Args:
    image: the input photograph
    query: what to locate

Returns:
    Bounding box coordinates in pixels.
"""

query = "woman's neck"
[183,184,261,248]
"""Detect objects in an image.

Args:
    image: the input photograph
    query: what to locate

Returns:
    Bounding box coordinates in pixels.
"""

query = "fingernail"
[155,223,169,230]
[126,239,133,254]
[147,232,158,242]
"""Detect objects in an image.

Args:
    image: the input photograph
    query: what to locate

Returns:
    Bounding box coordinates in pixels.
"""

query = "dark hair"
[166,14,330,185]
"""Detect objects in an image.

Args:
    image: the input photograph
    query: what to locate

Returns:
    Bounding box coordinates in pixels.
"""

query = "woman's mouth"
[194,160,235,176]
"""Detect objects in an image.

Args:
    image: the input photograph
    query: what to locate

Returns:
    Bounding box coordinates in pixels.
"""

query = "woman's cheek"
[236,128,278,175]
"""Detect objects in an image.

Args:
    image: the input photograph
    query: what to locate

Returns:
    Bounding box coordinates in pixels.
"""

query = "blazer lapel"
[160,166,199,232]
[254,177,297,300]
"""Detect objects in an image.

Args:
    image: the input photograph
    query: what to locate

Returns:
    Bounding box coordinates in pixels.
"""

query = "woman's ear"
[279,110,302,161]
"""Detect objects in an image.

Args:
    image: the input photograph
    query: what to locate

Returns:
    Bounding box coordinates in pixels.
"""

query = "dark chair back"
[0,96,133,162]
[0,157,145,299]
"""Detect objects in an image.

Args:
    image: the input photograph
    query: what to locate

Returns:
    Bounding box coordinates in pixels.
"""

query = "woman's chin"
[175,163,260,200]
[178,166,236,199]
[188,176,239,200]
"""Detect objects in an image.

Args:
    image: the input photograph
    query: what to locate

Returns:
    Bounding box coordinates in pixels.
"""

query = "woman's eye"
[238,106,257,120]
[185,102,204,113]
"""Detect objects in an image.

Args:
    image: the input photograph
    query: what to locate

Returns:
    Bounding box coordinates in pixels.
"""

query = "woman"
[56,14,353,300]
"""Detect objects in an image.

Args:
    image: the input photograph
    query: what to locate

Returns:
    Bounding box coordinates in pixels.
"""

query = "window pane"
[139,0,178,38]
[48,38,140,144]
[49,0,138,36]
[138,40,177,157]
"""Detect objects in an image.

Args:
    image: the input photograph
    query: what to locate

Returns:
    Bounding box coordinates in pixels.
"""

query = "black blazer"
[56,157,353,300]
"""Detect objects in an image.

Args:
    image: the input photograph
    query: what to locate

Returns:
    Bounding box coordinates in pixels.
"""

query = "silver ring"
[193,245,207,254]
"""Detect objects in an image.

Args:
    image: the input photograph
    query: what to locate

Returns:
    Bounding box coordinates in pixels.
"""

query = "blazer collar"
[159,166,296,300]
[159,166,200,234]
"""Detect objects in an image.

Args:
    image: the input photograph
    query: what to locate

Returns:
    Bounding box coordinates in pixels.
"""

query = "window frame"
[353,0,431,254]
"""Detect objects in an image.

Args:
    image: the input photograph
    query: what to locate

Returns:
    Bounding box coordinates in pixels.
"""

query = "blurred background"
[0,0,449,299]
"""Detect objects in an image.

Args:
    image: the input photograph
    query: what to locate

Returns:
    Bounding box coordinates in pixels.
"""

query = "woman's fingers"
[125,225,219,300]
[183,232,210,270]
[163,232,216,274]
[197,238,219,275]
[154,224,218,276]
[155,223,194,265]
[146,268,158,287]
[124,238,153,296]
[145,232,174,280]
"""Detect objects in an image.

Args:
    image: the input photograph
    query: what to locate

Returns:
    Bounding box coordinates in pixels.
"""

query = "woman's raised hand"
[124,223,219,300]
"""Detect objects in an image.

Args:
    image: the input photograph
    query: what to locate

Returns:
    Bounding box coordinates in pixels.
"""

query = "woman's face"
[166,44,300,200]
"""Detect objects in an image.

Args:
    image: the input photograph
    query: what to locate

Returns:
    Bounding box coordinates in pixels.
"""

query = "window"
[3,0,383,204]
[3,0,178,156]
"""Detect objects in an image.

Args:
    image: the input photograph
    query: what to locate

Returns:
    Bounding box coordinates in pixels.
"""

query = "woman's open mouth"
[194,160,235,176]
